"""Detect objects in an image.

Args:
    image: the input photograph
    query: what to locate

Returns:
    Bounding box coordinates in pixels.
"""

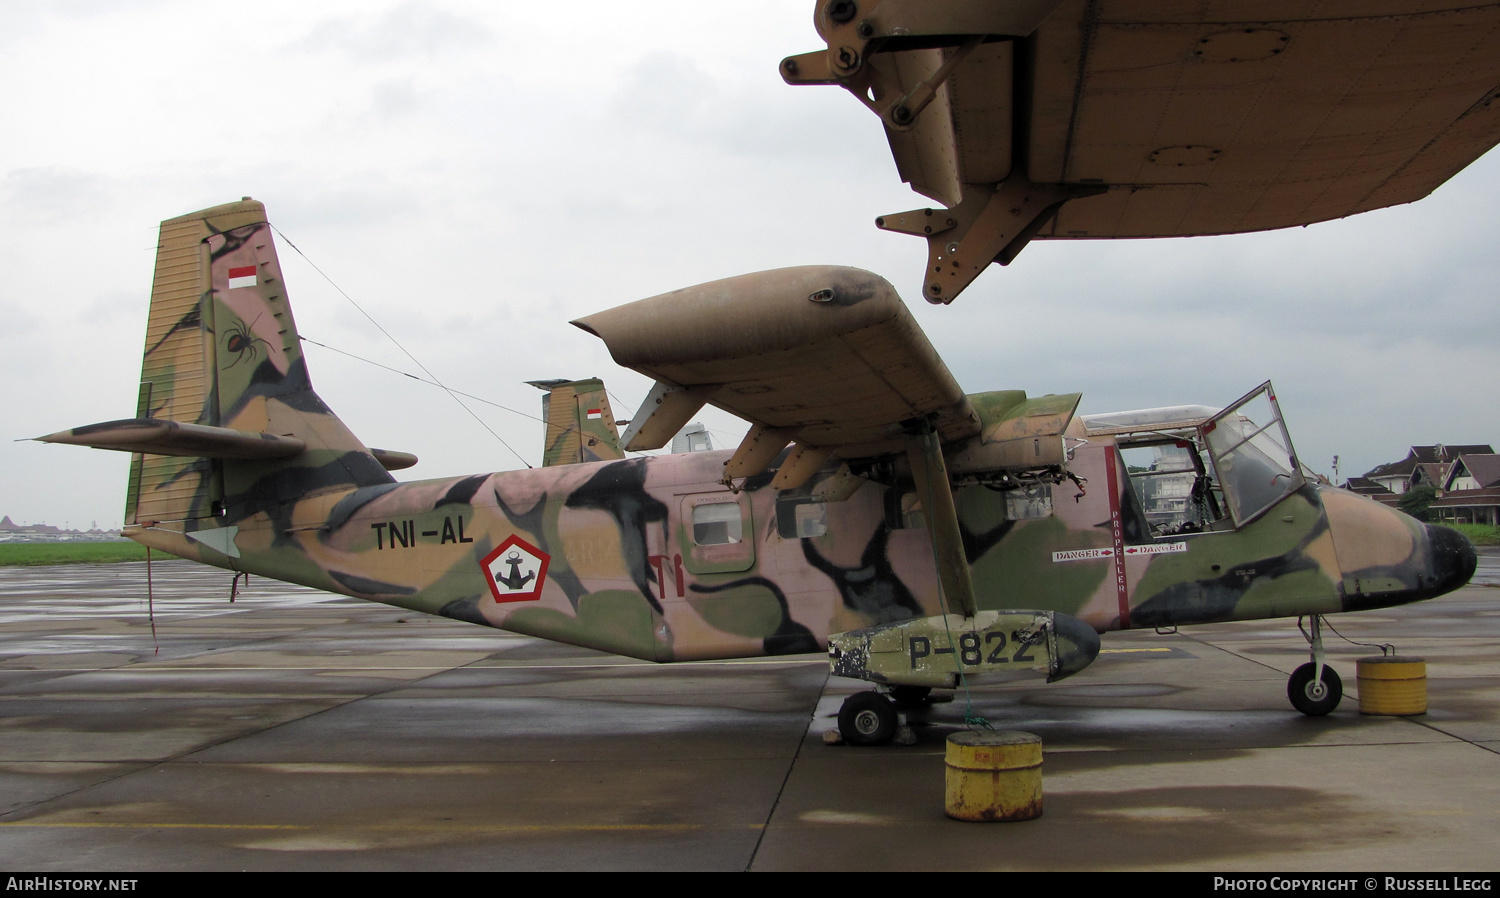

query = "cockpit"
[1082,382,1307,537]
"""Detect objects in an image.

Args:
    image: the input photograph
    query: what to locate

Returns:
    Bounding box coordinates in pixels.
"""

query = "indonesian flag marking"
[586,409,603,420]
[227,265,257,289]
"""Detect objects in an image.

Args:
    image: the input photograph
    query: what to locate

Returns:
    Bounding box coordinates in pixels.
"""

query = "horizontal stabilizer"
[37,418,307,460]
[369,447,419,471]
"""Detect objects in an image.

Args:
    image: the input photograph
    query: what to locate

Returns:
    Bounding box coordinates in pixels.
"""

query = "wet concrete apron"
[1,556,1496,870]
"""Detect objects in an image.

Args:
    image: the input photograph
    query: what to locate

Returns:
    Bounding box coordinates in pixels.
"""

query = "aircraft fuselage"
[126,435,1475,670]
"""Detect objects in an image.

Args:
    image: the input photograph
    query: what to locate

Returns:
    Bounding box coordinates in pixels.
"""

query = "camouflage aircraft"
[39,199,1476,745]
[781,0,1500,304]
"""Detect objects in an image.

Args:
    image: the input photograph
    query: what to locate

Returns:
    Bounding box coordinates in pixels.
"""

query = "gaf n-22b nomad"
[40,0,1500,744]
[40,199,1475,744]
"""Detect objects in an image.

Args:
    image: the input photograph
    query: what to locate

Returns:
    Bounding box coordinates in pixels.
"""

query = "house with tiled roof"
[1340,476,1395,499]
[1443,454,1500,492]
[1411,462,1451,490]
[1363,444,1494,495]
[1431,454,1500,525]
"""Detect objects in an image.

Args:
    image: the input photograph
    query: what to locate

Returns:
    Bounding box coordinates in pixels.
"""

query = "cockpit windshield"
[1201,382,1304,527]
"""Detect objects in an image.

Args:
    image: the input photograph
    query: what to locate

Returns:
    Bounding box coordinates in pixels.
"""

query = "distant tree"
[1398,485,1437,522]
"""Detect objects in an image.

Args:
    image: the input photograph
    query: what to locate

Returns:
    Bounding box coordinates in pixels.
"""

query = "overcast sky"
[3,1,1497,529]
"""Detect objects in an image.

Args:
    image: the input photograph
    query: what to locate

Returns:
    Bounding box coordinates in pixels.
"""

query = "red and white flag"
[586,409,603,420]
[227,265,257,289]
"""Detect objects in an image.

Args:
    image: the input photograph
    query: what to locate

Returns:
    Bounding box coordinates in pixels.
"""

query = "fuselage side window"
[692,501,743,546]
[776,496,828,539]
[1004,484,1053,521]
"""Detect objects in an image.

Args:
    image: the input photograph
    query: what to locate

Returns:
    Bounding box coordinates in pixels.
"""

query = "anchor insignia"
[495,550,536,590]
[479,535,550,604]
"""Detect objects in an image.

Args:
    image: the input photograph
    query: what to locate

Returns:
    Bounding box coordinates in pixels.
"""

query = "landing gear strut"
[889,685,932,705]
[1289,614,1343,716]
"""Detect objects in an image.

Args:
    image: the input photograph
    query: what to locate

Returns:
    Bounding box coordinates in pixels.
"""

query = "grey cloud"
[2,167,114,223]
[294,2,495,60]
[609,50,883,167]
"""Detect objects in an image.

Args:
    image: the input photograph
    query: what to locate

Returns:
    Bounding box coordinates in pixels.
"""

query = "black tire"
[838,691,898,745]
[889,685,932,705]
[1288,662,1342,716]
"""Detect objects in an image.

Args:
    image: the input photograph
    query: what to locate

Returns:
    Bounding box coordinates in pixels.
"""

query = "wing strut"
[905,419,977,619]
[878,177,1102,304]
[619,381,721,451]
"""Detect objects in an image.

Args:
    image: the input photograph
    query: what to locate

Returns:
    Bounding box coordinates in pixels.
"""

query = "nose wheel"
[1288,662,1343,715]
[1289,614,1343,716]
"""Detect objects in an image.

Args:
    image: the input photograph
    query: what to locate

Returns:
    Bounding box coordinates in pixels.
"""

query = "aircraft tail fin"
[44,198,395,540]
[527,378,624,466]
[130,198,394,529]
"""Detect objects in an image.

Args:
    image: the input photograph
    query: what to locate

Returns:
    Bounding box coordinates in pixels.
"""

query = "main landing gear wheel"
[1288,662,1343,716]
[838,691,898,745]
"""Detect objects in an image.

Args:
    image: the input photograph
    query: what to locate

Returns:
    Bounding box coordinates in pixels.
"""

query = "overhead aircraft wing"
[572,266,980,487]
[783,0,1500,303]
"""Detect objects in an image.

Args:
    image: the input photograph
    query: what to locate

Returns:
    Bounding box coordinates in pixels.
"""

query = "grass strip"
[0,541,149,566]
[1446,523,1500,546]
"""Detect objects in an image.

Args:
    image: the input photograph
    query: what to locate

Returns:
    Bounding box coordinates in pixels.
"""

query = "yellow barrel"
[1357,656,1427,716]
[944,731,1043,822]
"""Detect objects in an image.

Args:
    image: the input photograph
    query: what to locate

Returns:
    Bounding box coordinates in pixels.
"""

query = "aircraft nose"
[1425,523,1476,596]
[1322,488,1477,611]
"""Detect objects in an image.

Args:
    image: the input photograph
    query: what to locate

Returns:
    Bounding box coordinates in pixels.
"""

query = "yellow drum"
[944,731,1043,822]
[1357,656,1427,716]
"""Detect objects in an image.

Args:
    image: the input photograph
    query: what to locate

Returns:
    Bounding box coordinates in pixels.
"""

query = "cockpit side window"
[1120,440,1224,537]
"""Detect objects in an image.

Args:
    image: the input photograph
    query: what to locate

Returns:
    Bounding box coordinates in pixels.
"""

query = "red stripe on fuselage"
[1104,445,1131,628]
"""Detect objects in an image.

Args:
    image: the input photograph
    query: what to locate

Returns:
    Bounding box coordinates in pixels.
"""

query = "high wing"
[576,264,1084,618]
[572,266,981,488]
[783,0,1500,303]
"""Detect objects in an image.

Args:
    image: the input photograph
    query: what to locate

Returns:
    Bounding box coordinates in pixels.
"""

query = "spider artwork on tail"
[221,316,268,369]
